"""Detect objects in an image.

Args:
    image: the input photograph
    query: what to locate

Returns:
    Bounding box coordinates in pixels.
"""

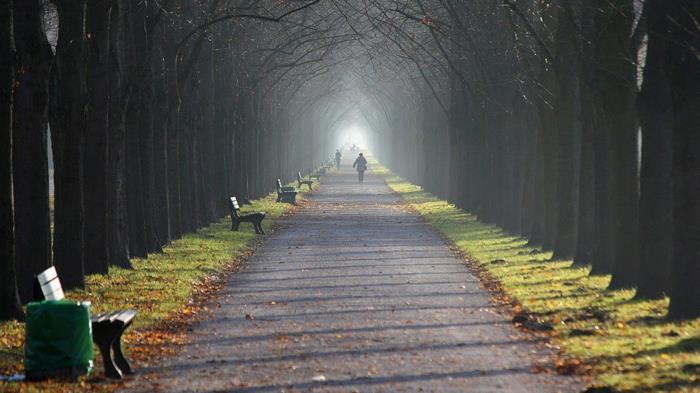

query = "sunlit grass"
[382,166,700,392]
[0,183,313,391]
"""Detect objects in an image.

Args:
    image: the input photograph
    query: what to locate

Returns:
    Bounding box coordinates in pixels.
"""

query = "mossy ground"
[377,163,700,393]
[0,181,315,392]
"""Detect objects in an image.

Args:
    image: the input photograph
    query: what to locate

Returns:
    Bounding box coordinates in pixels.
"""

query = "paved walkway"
[122,159,581,392]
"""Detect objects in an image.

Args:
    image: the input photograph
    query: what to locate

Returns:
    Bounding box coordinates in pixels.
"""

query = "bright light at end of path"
[338,126,368,149]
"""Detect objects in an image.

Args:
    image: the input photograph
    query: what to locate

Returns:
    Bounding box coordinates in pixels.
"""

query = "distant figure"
[335,149,342,170]
[353,153,368,183]
[351,144,358,153]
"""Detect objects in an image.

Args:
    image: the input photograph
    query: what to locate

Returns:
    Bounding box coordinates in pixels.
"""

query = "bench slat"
[91,309,136,325]
[116,310,137,323]
[92,310,119,323]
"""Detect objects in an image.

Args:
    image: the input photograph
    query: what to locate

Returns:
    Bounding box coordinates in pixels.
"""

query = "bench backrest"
[36,266,65,301]
[276,179,283,191]
[229,197,240,217]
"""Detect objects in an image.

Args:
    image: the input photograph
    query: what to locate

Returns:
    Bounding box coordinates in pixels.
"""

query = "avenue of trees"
[1,0,699,321]
[1,0,333,319]
[368,0,700,319]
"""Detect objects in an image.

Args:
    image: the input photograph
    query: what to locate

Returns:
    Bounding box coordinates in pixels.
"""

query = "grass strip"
[0,181,315,392]
[377,164,700,393]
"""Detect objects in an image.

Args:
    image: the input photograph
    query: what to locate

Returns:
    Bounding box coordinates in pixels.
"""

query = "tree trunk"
[574,94,596,266]
[667,0,700,319]
[125,106,147,257]
[167,109,182,239]
[12,0,53,302]
[636,0,673,299]
[552,2,579,259]
[106,0,131,268]
[124,1,156,257]
[151,21,170,247]
[574,2,597,267]
[539,96,559,251]
[50,0,87,290]
[140,104,162,252]
[528,124,547,246]
[166,49,182,239]
[83,0,111,276]
[591,110,614,275]
[595,0,639,290]
[0,0,24,320]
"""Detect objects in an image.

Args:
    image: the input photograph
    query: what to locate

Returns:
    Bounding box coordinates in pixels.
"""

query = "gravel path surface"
[121,160,581,393]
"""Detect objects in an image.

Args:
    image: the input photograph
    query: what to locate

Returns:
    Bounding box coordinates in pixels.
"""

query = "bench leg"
[112,325,133,375]
[255,222,265,235]
[96,337,123,379]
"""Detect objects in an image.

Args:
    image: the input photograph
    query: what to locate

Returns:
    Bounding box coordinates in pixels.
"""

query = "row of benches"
[230,167,331,234]
[277,165,332,204]
[27,165,334,381]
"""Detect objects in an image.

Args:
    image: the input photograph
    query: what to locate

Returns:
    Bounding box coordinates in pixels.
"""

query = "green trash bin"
[24,300,94,380]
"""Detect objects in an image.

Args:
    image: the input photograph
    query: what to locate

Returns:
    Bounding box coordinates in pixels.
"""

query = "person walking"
[335,149,342,170]
[352,153,368,183]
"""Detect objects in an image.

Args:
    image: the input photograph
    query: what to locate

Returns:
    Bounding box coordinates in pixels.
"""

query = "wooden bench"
[33,267,136,379]
[229,196,266,234]
[309,167,326,181]
[276,179,297,204]
[297,171,314,191]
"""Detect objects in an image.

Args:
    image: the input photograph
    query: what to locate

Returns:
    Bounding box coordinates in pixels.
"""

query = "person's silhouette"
[335,149,342,170]
[352,153,368,183]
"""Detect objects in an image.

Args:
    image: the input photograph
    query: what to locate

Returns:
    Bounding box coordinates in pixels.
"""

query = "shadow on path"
[121,160,582,393]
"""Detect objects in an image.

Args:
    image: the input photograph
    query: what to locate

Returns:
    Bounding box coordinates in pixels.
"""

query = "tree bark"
[0,0,24,320]
[106,0,131,268]
[574,92,595,266]
[538,95,559,251]
[151,20,170,247]
[83,0,111,275]
[166,41,182,240]
[50,0,87,290]
[125,104,147,257]
[574,0,597,267]
[552,2,579,259]
[528,125,547,246]
[12,0,53,302]
[595,0,639,289]
[668,0,700,319]
[636,0,673,299]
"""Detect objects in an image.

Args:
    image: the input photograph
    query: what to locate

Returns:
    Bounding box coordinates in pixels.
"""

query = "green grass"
[379,165,700,392]
[0,183,313,391]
